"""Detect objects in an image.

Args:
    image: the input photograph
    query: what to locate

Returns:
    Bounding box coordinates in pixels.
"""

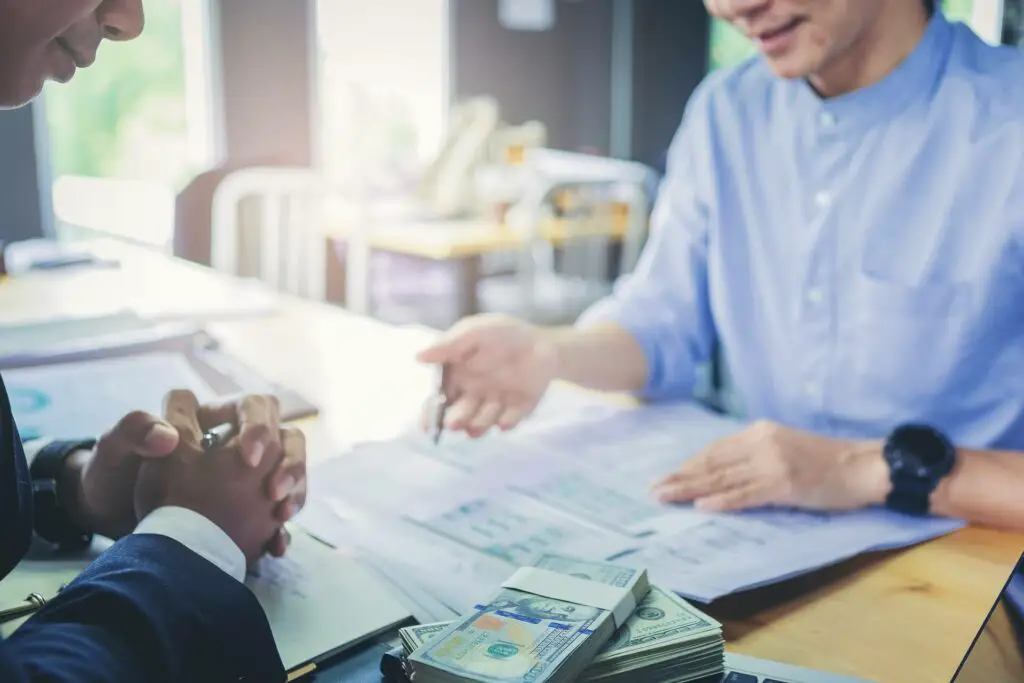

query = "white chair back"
[210,167,328,301]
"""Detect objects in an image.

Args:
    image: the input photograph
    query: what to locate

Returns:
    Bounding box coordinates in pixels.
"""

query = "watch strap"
[884,472,933,516]
[29,439,97,548]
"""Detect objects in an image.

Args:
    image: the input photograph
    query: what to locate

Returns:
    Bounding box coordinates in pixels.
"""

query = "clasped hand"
[66,390,307,566]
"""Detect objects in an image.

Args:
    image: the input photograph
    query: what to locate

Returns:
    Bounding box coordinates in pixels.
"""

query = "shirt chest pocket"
[845,274,987,412]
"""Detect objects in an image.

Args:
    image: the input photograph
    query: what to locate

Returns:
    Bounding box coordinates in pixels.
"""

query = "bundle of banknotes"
[401,585,724,683]
[404,554,651,683]
[402,553,724,683]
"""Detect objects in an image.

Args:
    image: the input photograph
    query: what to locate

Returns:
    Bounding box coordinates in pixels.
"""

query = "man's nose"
[97,0,145,42]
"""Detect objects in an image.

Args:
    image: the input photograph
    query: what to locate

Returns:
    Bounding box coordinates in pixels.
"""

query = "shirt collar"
[791,11,954,130]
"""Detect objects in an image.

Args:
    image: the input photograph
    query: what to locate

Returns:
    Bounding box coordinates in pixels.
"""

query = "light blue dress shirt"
[582,12,1024,452]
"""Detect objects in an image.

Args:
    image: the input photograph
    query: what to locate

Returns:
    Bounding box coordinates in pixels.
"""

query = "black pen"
[201,423,234,452]
[433,364,450,445]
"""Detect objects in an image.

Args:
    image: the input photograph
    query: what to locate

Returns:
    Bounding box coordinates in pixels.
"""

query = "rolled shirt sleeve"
[577,81,720,401]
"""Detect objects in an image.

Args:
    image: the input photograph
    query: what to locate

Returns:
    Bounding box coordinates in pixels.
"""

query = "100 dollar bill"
[406,555,647,683]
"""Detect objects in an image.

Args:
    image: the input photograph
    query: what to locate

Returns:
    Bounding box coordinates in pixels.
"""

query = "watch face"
[887,424,953,474]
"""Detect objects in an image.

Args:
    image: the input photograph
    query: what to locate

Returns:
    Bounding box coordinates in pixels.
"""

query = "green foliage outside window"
[943,0,975,23]
[708,18,757,71]
[44,0,189,188]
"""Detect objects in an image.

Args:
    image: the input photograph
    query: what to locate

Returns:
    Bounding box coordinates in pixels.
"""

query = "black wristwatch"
[29,439,97,549]
[882,424,956,516]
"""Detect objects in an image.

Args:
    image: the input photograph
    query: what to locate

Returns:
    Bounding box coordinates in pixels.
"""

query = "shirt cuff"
[134,506,247,582]
[22,437,55,469]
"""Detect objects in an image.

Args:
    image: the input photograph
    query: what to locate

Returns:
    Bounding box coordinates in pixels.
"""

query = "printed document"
[299,396,964,605]
[4,352,216,440]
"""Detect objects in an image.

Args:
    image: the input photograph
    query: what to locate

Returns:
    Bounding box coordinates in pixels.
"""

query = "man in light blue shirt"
[420,0,1024,541]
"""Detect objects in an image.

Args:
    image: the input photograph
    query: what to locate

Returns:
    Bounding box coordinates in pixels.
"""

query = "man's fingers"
[99,410,179,458]
[273,478,306,523]
[445,394,482,431]
[653,442,749,489]
[195,394,282,468]
[266,527,291,558]
[467,400,503,437]
[162,389,203,449]
[496,403,529,431]
[195,400,238,430]
[652,465,754,504]
[237,395,281,468]
[416,329,479,365]
[695,485,766,513]
[267,428,306,503]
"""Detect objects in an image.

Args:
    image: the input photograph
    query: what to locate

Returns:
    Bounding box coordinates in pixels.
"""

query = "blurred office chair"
[210,166,329,301]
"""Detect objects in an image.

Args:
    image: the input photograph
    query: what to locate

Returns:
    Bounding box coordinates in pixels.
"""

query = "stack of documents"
[401,586,724,683]
[405,554,649,683]
[299,396,964,619]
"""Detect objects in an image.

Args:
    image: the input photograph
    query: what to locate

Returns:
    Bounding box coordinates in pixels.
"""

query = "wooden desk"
[3,242,1023,682]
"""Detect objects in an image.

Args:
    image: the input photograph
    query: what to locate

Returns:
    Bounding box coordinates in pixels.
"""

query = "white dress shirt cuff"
[134,506,247,583]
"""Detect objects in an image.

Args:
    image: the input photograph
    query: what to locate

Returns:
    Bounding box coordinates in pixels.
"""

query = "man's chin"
[0,76,45,110]
[763,54,816,80]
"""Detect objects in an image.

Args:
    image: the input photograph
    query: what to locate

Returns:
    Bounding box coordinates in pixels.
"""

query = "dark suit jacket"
[0,375,287,682]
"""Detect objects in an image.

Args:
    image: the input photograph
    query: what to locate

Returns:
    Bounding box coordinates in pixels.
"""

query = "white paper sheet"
[245,531,411,670]
[296,497,512,616]
[300,400,965,606]
[4,352,216,440]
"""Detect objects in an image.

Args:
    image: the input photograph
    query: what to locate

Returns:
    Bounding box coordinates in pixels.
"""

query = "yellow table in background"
[2,241,1022,682]
[323,208,634,318]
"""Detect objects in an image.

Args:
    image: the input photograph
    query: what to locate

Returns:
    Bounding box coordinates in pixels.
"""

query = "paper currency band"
[501,567,638,628]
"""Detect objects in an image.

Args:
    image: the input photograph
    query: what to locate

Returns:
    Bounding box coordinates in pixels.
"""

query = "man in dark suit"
[1,2,309,681]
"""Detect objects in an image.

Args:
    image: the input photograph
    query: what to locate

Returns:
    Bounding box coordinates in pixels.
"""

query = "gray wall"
[450,0,615,154]
[630,0,711,169]
[449,0,711,169]
[0,101,54,244]
[214,0,317,166]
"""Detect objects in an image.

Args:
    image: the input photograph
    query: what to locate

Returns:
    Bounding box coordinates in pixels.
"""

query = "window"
[943,0,975,23]
[708,1,977,71]
[316,0,449,188]
[45,0,215,250]
[708,18,757,71]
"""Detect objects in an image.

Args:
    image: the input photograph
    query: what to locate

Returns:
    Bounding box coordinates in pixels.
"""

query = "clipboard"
[0,321,318,425]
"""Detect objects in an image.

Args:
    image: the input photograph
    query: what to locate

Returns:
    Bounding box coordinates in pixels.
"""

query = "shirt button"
[806,288,824,304]
[821,112,836,127]
[805,382,822,399]
[814,191,832,208]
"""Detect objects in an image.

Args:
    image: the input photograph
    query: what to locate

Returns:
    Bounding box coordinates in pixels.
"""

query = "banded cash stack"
[402,585,724,683]
[405,554,651,683]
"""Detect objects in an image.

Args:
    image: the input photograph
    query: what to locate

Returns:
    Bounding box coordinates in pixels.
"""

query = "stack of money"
[405,554,650,683]
[402,586,724,683]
